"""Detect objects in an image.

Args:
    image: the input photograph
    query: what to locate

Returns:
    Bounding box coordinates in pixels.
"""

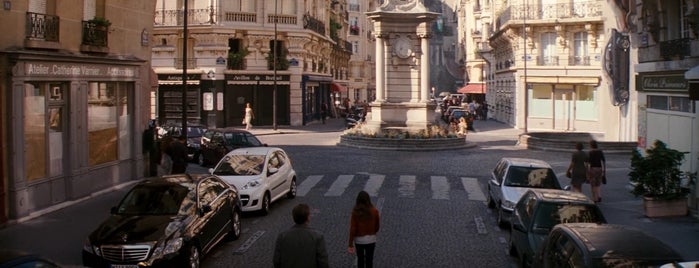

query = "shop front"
[302,75,332,124]
[225,74,290,127]
[1,52,147,220]
[156,74,201,126]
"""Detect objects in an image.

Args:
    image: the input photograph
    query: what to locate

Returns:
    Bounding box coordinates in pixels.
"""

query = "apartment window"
[573,32,589,65]
[88,82,133,166]
[267,0,296,15]
[540,32,557,66]
[24,82,69,181]
[231,0,256,12]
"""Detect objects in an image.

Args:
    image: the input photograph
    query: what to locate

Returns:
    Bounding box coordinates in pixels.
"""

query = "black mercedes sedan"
[82,174,242,268]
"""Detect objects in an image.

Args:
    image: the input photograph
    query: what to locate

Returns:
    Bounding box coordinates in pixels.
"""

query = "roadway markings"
[233,230,265,254]
[325,175,353,196]
[398,175,416,198]
[431,176,450,200]
[461,177,486,201]
[364,174,385,197]
[297,175,323,197]
[474,216,488,234]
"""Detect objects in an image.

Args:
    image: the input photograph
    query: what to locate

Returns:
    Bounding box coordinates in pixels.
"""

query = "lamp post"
[272,0,278,130]
[522,0,529,133]
[181,0,189,140]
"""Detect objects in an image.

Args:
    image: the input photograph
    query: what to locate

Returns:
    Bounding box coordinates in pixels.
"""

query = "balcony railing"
[175,58,197,69]
[569,55,590,66]
[350,25,360,35]
[26,12,59,41]
[303,14,325,36]
[268,14,297,25]
[497,0,602,28]
[349,4,360,12]
[537,56,559,66]
[154,8,214,26]
[224,12,256,23]
[659,38,691,61]
[81,20,109,47]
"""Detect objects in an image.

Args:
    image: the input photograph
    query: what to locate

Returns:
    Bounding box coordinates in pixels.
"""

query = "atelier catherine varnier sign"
[24,62,138,78]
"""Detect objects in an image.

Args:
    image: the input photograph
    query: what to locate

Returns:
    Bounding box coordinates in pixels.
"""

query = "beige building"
[152,0,352,127]
[0,0,156,223]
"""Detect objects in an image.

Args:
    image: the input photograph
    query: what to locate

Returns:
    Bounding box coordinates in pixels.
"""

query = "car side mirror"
[208,168,214,174]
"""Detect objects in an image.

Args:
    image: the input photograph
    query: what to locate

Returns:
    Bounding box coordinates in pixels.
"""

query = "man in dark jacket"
[273,203,329,268]
[168,135,188,174]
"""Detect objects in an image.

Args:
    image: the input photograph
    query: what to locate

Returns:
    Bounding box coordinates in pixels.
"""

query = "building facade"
[0,0,156,223]
[152,0,353,127]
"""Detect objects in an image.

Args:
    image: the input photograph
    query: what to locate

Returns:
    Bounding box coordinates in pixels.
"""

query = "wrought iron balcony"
[537,56,559,66]
[268,14,297,25]
[303,14,325,36]
[81,20,109,47]
[569,55,590,66]
[659,38,691,61]
[154,8,215,26]
[496,0,602,28]
[26,12,59,42]
[175,58,197,69]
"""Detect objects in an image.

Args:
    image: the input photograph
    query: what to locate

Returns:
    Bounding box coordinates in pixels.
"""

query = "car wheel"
[287,179,297,199]
[197,154,206,167]
[184,244,200,268]
[486,189,495,209]
[227,208,241,240]
[260,193,270,215]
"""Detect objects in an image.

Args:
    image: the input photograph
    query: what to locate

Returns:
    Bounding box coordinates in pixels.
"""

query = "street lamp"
[181,0,189,140]
[522,0,529,133]
[272,0,278,130]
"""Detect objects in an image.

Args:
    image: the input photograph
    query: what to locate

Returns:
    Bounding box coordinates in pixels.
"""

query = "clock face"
[394,37,412,59]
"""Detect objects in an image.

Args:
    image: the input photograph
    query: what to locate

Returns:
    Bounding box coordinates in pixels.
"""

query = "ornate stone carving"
[585,24,598,48]
[380,0,424,12]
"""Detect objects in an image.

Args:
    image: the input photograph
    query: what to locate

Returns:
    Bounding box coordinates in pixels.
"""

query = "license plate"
[110,265,138,268]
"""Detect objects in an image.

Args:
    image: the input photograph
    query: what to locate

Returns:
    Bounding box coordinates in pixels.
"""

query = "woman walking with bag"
[566,142,588,193]
[348,191,380,268]
[587,140,606,203]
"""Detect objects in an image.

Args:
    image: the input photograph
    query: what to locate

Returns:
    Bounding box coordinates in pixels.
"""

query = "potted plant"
[88,16,112,28]
[629,140,689,217]
[227,48,248,70]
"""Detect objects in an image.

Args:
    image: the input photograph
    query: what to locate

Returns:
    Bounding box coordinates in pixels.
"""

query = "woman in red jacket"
[347,191,381,268]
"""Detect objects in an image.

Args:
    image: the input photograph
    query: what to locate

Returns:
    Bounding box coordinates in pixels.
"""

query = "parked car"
[509,189,607,268]
[198,127,266,167]
[487,158,563,227]
[535,223,684,268]
[210,146,297,214]
[0,249,61,268]
[158,123,207,162]
[82,174,242,268]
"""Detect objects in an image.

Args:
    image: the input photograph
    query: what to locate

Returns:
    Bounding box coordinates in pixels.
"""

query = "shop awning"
[331,82,347,92]
[457,83,485,94]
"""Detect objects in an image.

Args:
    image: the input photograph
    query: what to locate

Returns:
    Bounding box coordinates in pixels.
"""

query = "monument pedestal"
[364,101,440,134]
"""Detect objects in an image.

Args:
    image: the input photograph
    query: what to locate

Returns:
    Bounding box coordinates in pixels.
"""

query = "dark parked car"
[509,189,606,268]
[535,223,684,267]
[82,174,242,268]
[198,127,266,167]
[487,158,563,227]
[0,249,61,268]
[158,123,207,161]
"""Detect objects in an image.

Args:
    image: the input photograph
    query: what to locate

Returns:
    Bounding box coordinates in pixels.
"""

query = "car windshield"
[532,203,605,231]
[115,184,190,215]
[223,133,263,147]
[187,127,204,137]
[505,167,560,189]
[213,154,265,176]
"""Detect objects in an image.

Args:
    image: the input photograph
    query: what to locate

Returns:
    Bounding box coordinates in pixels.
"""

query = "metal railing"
[175,58,197,69]
[537,56,559,66]
[303,14,325,36]
[154,8,214,26]
[26,12,60,41]
[81,20,108,47]
[659,38,691,61]
[569,55,590,66]
[497,0,602,28]
[268,14,297,25]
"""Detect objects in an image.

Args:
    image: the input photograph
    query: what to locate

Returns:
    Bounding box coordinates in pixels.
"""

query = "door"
[553,88,574,131]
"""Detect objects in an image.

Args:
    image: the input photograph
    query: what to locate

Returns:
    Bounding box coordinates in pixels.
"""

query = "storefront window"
[24,82,68,181]
[648,95,694,113]
[88,82,132,166]
[575,86,597,120]
[530,84,552,117]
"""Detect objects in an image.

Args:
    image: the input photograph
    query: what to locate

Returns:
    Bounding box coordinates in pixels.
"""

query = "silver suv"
[487,157,562,228]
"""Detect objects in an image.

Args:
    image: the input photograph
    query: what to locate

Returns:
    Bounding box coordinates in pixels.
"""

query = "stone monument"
[364,0,440,133]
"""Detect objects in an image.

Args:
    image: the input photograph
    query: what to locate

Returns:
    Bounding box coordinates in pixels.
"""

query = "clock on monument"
[393,36,413,59]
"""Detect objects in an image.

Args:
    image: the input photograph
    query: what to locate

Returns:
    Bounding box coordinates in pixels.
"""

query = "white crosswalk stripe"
[325,175,353,196]
[364,174,385,197]
[398,175,416,198]
[301,174,488,201]
[431,176,450,200]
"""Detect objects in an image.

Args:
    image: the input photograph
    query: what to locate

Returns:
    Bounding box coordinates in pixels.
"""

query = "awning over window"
[685,65,699,80]
[457,83,485,94]
[331,82,347,92]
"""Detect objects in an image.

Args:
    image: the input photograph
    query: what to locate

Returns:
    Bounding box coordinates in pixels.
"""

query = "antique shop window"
[24,82,68,181]
[87,82,132,166]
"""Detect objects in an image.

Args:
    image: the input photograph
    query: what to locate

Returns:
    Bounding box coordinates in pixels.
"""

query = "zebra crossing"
[296,174,488,201]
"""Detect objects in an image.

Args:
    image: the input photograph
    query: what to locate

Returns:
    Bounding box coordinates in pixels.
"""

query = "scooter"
[345,110,365,129]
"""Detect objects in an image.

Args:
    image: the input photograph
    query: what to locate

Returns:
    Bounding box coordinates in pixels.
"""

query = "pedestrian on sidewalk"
[157,135,173,176]
[587,140,606,203]
[244,102,254,130]
[274,203,329,268]
[168,135,188,174]
[348,191,381,268]
[566,142,588,193]
[320,102,328,124]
